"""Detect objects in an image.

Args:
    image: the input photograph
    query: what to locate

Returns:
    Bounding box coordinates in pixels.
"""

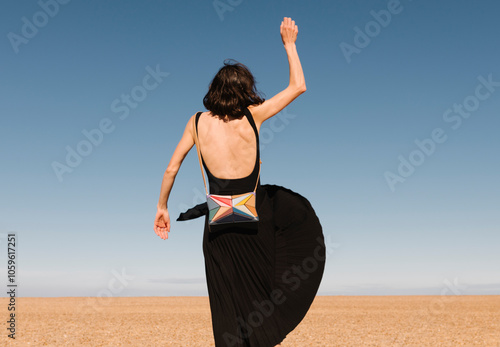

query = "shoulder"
[246,105,262,128]
[186,112,202,137]
[246,105,262,132]
[188,111,205,124]
[247,104,257,115]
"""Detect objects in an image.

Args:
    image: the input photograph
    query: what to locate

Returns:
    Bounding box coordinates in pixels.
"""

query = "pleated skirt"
[202,184,326,346]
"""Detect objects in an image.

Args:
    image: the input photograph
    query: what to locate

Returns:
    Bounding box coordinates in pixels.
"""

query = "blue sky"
[0,0,499,298]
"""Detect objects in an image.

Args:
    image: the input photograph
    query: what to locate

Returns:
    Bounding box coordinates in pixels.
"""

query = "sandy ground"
[1,295,499,346]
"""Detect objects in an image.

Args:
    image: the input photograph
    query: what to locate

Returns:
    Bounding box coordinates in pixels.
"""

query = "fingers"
[154,218,169,240]
[153,208,172,240]
[282,17,296,27]
[163,217,171,239]
[281,17,298,35]
[155,224,168,239]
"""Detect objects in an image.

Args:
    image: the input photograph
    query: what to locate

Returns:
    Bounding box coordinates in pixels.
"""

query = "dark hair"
[203,59,265,121]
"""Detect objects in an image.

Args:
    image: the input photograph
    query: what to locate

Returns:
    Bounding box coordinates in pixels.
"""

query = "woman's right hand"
[280,17,298,46]
[154,207,170,240]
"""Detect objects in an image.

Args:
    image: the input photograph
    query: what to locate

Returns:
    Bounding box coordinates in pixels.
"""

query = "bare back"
[196,111,259,180]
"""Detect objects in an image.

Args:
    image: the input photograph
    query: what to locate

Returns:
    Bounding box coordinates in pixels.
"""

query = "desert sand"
[1,295,499,346]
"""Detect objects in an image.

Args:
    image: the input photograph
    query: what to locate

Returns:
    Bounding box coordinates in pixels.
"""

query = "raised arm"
[250,17,306,127]
[154,115,196,239]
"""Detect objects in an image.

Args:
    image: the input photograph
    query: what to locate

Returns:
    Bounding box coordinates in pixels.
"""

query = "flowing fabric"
[178,109,326,346]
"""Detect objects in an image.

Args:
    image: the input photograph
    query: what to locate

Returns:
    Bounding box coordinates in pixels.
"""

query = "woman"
[154,17,325,346]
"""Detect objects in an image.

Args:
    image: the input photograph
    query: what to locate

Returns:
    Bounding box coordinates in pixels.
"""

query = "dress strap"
[192,112,208,195]
[243,107,262,192]
[195,110,202,130]
[243,107,260,146]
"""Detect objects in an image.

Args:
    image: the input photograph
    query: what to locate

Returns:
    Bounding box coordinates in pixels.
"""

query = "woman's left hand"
[154,207,170,239]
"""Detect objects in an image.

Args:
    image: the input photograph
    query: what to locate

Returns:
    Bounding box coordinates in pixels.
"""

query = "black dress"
[178,108,326,346]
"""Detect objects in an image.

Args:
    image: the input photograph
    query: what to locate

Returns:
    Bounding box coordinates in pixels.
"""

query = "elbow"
[289,84,306,96]
[294,84,306,96]
[292,83,306,95]
[165,165,179,176]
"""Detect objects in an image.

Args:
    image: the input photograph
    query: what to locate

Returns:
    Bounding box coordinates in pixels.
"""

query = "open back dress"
[178,107,326,346]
